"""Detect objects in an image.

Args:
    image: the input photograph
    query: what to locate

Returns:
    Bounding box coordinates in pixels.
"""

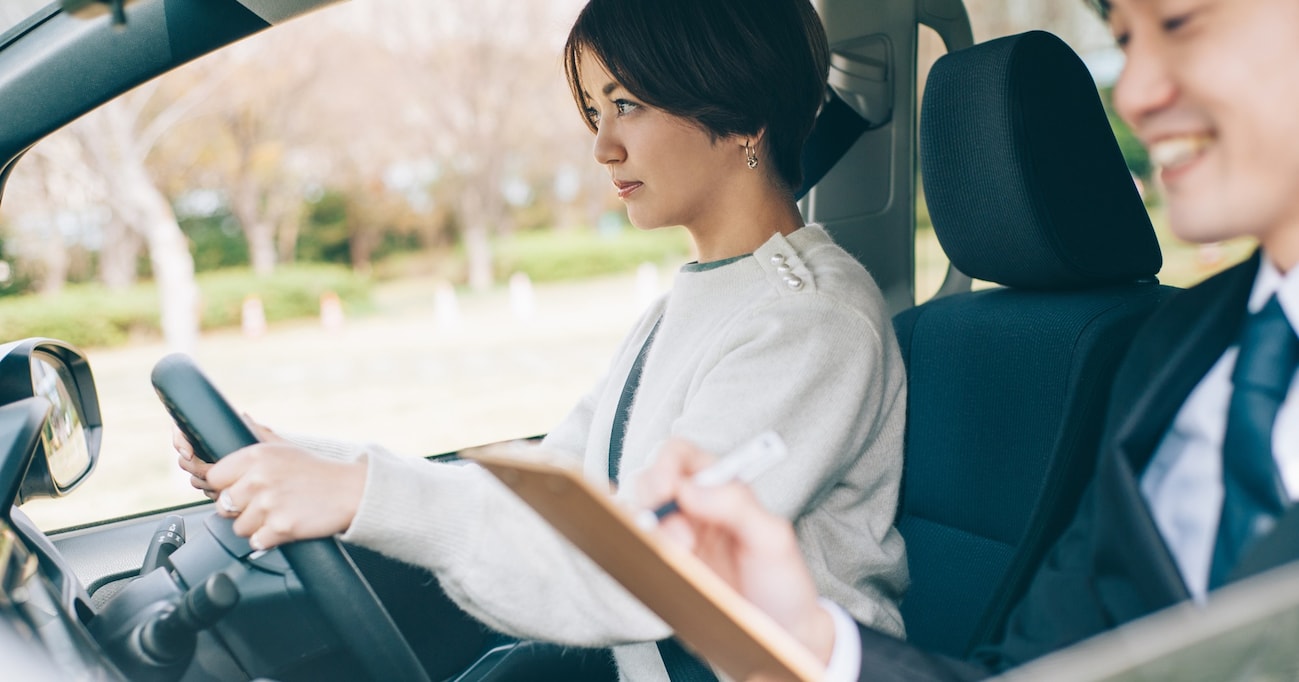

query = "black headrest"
[920,31,1161,290]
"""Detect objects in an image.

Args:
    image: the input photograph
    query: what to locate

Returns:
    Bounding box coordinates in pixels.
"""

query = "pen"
[638,431,788,529]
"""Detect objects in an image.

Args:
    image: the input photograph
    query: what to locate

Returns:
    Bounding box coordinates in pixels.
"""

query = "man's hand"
[637,439,837,668]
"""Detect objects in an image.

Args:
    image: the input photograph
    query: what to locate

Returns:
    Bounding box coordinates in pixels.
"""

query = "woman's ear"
[738,128,768,152]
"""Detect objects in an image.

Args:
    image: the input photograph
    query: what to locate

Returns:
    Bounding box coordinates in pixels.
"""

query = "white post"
[434,280,462,330]
[509,272,536,321]
[320,291,345,332]
[241,294,266,338]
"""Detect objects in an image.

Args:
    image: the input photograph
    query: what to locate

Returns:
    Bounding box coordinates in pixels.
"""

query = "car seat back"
[892,30,1177,658]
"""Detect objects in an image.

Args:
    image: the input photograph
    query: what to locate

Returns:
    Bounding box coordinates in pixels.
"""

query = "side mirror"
[0,339,103,503]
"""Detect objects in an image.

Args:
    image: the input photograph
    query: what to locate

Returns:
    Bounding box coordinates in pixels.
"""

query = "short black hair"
[563,0,830,193]
[1087,0,1110,19]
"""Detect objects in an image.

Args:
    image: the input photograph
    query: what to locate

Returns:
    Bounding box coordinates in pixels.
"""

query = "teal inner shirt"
[679,252,751,273]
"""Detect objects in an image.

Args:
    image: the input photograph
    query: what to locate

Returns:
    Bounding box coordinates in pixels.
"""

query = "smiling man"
[637,0,1299,679]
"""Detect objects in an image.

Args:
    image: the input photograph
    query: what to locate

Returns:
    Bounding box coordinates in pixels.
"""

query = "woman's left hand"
[205,427,368,551]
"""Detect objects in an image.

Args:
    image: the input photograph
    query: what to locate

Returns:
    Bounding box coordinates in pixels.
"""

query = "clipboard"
[461,441,825,682]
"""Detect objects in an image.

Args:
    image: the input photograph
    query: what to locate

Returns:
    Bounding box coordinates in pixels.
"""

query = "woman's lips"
[614,181,643,199]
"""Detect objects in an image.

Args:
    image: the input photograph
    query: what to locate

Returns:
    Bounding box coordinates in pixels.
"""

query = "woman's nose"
[592,123,625,166]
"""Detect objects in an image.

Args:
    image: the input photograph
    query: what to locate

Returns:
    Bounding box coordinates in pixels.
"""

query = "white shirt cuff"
[819,598,861,682]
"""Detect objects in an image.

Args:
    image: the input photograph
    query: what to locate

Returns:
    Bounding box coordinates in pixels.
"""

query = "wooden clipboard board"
[461,441,824,682]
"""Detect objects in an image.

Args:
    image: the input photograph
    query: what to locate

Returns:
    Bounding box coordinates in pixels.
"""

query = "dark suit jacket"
[855,253,1296,680]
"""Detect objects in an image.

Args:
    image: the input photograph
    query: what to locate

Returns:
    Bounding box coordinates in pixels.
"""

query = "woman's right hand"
[174,426,218,500]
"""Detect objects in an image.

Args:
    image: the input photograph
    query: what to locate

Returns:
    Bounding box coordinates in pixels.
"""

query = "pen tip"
[635,509,659,531]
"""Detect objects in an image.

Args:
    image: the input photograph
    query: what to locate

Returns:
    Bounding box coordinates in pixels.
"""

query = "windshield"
[7,0,648,531]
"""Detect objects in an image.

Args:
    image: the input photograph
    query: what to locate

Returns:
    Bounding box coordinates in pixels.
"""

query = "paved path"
[22,271,662,530]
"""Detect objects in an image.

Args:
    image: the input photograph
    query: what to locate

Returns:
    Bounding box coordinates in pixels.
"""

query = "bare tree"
[347,0,591,290]
[160,33,323,275]
[69,90,209,352]
[0,133,114,294]
[4,146,71,294]
[97,211,146,289]
[1,0,611,311]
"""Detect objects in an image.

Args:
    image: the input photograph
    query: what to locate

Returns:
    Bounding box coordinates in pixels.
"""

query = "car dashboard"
[1,509,120,681]
[0,338,338,682]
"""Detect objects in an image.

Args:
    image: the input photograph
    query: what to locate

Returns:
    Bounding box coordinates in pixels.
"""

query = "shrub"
[181,212,250,272]
[493,227,692,282]
[0,264,369,349]
[194,265,370,329]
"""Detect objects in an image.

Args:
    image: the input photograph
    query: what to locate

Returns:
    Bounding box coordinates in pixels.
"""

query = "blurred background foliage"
[1099,86,1152,181]
[0,264,367,348]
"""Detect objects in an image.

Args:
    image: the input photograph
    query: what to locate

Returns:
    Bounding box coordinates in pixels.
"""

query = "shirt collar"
[1250,250,1299,332]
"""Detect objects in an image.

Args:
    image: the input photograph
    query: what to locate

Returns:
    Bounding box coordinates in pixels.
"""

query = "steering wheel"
[151,353,431,682]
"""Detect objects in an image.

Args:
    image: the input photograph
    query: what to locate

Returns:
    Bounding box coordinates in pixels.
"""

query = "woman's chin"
[626,216,672,231]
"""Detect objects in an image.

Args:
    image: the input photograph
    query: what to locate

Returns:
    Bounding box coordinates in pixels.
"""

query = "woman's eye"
[615,99,638,115]
[584,107,601,127]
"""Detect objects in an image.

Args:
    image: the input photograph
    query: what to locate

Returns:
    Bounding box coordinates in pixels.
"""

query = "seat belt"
[795,89,873,200]
[604,318,718,681]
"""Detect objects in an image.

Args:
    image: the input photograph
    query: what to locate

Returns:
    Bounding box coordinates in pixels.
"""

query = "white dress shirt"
[822,599,863,682]
[1141,254,1299,601]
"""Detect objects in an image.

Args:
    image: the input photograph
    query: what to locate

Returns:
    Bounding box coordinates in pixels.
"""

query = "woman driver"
[178,0,909,678]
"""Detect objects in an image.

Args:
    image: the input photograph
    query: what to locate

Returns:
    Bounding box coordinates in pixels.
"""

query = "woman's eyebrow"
[582,81,621,103]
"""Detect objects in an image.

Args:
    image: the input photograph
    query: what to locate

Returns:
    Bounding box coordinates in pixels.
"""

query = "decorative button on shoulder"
[784,276,804,290]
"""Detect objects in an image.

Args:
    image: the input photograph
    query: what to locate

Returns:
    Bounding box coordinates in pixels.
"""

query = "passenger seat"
[891,30,1177,658]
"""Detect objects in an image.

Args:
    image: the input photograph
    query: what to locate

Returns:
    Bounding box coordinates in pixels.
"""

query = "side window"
[5,0,689,531]
[914,25,951,304]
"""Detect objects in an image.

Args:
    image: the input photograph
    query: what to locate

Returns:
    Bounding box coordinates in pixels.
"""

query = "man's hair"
[563,0,830,193]
[1087,0,1110,19]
